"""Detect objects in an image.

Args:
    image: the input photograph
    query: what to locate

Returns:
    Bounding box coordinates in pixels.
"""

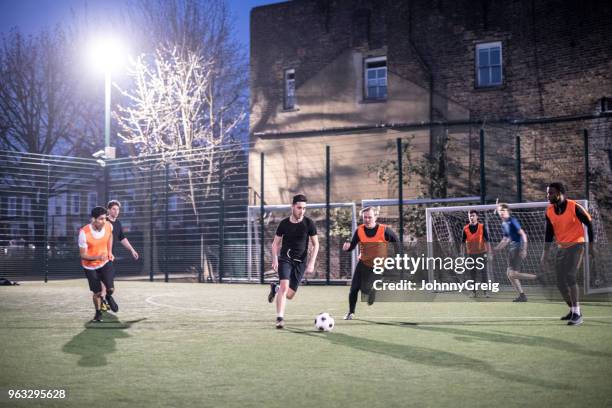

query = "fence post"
[584,129,590,200]
[260,152,265,284]
[397,138,404,243]
[164,163,169,283]
[479,128,486,204]
[149,164,154,282]
[218,159,225,283]
[515,135,522,203]
[325,145,331,284]
[44,164,50,283]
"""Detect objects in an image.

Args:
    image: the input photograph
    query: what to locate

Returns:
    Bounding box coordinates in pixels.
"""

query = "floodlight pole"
[105,70,111,149]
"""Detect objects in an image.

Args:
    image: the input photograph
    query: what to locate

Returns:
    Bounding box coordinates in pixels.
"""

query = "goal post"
[425,200,611,295]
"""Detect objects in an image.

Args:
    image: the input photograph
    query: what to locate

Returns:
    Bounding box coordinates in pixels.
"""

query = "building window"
[70,194,81,215]
[283,69,296,110]
[22,197,31,216]
[364,57,387,100]
[476,42,502,87]
[8,197,17,217]
[88,192,98,212]
[168,195,178,212]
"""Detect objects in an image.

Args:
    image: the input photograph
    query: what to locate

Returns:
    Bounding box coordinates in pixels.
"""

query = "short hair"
[360,206,379,216]
[292,194,307,204]
[107,200,121,209]
[547,182,566,195]
[468,210,479,216]
[498,203,510,213]
[91,206,108,219]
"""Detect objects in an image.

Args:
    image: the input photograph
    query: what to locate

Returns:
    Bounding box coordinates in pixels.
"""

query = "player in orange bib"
[342,206,399,320]
[540,182,594,326]
[461,210,492,297]
[78,206,115,322]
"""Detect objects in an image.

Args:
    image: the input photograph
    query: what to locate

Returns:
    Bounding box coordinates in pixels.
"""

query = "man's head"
[107,200,121,219]
[546,182,566,205]
[291,194,307,220]
[497,203,511,220]
[468,210,479,224]
[360,206,378,228]
[91,206,108,229]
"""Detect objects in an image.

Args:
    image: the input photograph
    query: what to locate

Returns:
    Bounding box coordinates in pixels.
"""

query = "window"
[71,193,81,215]
[22,197,31,216]
[283,69,296,110]
[476,42,502,87]
[8,197,17,217]
[88,192,98,212]
[168,195,179,212]
[364,57,387,100]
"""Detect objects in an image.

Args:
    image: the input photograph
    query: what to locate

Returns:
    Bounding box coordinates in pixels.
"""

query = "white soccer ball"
[314,312,335,332]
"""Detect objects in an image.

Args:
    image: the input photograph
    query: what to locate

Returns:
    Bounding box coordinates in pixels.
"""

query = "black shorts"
[555,244,584,287]
[278,257,306,292]
[466,253,487,281]
[85,262,114,293]
[507,245,522,271]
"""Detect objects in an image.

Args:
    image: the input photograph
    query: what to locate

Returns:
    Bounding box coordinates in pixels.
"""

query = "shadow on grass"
[62,314,146,367]
[285,326,572,391]
[359,319,612,359]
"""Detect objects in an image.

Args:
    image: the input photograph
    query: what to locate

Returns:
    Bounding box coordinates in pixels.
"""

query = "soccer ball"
[314,312,335,332]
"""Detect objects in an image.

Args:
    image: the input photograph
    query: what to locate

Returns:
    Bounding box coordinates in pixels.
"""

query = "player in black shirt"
[100,200,139,312]
[267,194,319,329]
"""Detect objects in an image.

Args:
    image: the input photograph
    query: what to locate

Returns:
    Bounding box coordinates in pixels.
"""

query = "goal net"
[426,201,612,295]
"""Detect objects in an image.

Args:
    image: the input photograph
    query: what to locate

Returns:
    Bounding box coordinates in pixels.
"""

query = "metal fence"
[1,116,611,284]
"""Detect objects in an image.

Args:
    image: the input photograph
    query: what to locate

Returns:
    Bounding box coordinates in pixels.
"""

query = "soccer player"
[78,206,115,322]
[267,194,319,329]
[98,200,139,313]
[461,210,492,297]
[342,206,399,320]
[494,202,537,302]
[540,182,594,326]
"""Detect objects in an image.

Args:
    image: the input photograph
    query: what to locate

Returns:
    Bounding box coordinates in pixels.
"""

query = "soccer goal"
[247,202,358,283]
[426,201,612,295]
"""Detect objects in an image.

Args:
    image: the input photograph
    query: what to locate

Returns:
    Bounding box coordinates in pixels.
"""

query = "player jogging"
[461,210,492,297]
[540,182,594,326]
[342,206,399,320]
[494,202,537,302]
[99,200,139,313]
[78,206,116,322]
[267,194,319,329]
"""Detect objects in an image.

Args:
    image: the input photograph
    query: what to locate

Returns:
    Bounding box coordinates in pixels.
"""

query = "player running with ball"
[267,194,319,329]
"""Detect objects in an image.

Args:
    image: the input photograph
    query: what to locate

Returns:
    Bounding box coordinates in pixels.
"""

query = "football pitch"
[1,280,612,408]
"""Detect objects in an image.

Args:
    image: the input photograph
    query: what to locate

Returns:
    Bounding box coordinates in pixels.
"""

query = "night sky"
[0,0,286,48]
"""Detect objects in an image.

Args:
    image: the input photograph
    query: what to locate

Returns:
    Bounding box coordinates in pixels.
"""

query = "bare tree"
[0,28,99,155]
[0,27,103,254]
[114,44,245,280]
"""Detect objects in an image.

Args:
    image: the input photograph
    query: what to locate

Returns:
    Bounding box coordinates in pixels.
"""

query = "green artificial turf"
[1,280,612,408]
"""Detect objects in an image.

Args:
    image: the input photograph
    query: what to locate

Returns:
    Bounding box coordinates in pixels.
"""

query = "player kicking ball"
[78,206,118,322]
[267,194,319,329]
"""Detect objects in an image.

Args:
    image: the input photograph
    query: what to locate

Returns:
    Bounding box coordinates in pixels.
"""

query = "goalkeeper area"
[2,280,612,407]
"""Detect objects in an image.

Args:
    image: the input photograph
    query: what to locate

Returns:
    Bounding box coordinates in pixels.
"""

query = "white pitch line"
[144,295,612,321]
[145,294,255,314]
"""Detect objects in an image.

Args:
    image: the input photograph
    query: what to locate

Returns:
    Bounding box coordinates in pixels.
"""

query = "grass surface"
[1,280,612,408]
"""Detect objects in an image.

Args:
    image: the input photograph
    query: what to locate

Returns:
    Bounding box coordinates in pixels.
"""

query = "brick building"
[249,0,611,210]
